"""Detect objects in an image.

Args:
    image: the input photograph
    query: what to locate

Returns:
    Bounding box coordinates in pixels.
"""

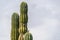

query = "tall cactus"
[11,1,33,40]
[11,13,19,40]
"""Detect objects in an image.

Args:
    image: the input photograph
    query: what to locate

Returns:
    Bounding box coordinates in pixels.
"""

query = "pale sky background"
[0,0,60,40]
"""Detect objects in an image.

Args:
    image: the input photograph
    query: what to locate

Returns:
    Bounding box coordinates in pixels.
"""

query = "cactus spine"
[11,13,19,40]
[11,1,33,40]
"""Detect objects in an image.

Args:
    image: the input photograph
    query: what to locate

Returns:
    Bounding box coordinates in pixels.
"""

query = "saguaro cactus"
[11,1,33,40]
[11,13,19,40]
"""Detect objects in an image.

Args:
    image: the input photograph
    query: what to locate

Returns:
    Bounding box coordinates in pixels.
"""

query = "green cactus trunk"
[11,13,19,40]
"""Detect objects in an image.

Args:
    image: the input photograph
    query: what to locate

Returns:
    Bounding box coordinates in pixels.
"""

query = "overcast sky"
[0,0,60,40]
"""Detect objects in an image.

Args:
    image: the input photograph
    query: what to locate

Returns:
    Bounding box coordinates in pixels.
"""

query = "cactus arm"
[11,13,19,40]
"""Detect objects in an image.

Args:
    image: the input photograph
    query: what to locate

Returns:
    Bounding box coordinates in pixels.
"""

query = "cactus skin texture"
[20,2,28,24]
[20,14,28,24]
[18,33,24,40]
[11,13,19,40]
[19,23,28,34]
[24,32,33,40]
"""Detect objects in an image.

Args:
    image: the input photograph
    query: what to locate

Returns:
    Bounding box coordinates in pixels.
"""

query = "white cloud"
[0,0,60,40]
[29,18,60,40]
